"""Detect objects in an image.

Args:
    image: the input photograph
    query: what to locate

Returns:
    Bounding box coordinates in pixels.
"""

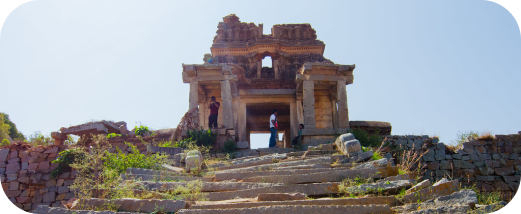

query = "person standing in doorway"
[208,96,220,129]
[269,109,278,148]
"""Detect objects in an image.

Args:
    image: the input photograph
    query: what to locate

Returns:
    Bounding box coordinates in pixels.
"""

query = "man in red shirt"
[208,96,220,129]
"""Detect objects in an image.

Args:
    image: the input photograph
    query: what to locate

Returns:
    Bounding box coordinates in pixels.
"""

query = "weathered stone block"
[42,192,56,203]
[257,193,306,201]
[495,166,514,176]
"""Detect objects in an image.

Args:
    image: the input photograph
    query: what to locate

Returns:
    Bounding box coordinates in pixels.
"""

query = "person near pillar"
[208,96,220,129]
[269,109,278,148]
[292,124,304,146]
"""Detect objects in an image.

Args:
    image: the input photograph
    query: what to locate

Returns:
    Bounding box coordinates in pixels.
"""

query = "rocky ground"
[32,134,508,214]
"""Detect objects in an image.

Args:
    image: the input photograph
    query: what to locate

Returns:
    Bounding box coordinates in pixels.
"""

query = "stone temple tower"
[182,14,355,149]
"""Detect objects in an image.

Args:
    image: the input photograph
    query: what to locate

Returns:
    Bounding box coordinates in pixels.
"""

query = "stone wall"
[0,145,76,212]
[384,133,521,200]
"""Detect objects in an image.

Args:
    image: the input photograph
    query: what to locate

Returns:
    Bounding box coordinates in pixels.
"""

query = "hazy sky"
[0,0,520,149]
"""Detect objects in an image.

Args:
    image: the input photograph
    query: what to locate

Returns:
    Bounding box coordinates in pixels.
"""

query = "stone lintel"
[183,75,238,83]
[60,121,120,136]
[301,128,350,136]
[296,74,353,84]
[239,89,295,96]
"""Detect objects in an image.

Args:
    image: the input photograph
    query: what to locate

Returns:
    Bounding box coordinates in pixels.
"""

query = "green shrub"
[107,133,122,138]
[222,140,237,154]
[103,142,168,174]
[27,132,54,147]
[134,125,149,137]
[51,147,85,178]
[157,140,182,148]
[1,139,9,147]
[183,127,216,147]
[348,128,382,147]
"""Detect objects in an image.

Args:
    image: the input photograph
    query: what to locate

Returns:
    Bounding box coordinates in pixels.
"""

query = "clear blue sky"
[0,0,520,149]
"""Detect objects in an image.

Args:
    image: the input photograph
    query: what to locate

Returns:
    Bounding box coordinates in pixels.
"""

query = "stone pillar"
[220,80,234,129]
[296,99,304,125]
[331,99,338,129]
[189,81,199,126]
[303,80,316,129]
[199,101,206,128]
[257,60,262,78]
[337,80,349,128]
[273,59,279,79]
[285,129,291,148]
[238,102,247,142]
[290,101,298,145]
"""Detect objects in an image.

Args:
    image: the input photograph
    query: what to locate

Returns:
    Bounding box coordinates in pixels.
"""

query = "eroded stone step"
[214,156,331,174]
[33,206,136,214]
[257,147,296,154]
[192,196,397,209]
[231,153,287,165]
[140,181,282,192]
[69,198,187,213]
[401,180,460,203]
[215,167,350,181]
[126,168,189,176]
[215,158,273,171]
[243,166,399,184]
[206,183,339,201]
[177,205,392,214]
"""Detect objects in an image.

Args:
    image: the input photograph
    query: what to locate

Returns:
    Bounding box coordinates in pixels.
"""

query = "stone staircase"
[33,137,490,214]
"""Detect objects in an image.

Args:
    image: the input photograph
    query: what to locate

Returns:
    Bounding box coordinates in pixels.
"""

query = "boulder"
[335,133,362,156]
[419,189,478,210]
[185,150,203,171]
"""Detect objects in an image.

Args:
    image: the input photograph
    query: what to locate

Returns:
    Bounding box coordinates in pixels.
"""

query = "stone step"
[69,198,187,213]
[177,205,392,214]
[231,153,287,165]
[33,206,136,214]
[140,181,282,192]
[205,183,339,201]
[243,166,399,184]
[123,174,212,182]
[214,156,331,174]
[191,197,397,209]
[340,179,414,195]
[401,180,460,203]
[215,158,273,171]
[257,147,296,155]
[215,167,350,181]
[270,163,332,170]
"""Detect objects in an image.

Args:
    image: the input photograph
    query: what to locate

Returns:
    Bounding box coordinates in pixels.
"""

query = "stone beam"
[239,89,296,96]
[296,74,353,84]
[303,80,316,129]
[337,80,349,128]
[183,75,238,83]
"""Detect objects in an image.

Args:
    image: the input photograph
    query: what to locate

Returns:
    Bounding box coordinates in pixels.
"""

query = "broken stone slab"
[257,147,295,154]
[206,183,340,201]
[60,120,122,136]
[243,166,398,184]
[191,196,397,210]
[186,150,204,171]
[402,180,460,204]
[257,193,306,201]
[406,179,432,195]
[33,205,135,214]
[342,179,413,195]
[215,167,350,181]
[217,158,273,171]
[215,156,331,174]
[70,198,187,213]
[270,163,332,170]
[140,181,281,192]
[340,151,373,163]
[382,173,416,182]
[162,164,186,173]
[419,189,478,210]
[178,205,392,214]
[148,146,183,155]
[352,158,390,170]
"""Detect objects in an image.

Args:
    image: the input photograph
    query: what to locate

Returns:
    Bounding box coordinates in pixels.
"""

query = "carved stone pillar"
[273,59,279,79]
[189,81,199,126]
[337,80,349,128]
[303,80,316,129]
[238,102,247,142]
[256,59,262,78]
[220,80,234,129]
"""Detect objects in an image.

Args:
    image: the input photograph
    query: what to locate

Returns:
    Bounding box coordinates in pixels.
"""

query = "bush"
[51,147,85,178]
[222,140,237,154]
[134,125,149,137]
[27,132,54,146]
[183,127,216,147]
[348,128,382,147]
[103,142,168,174]
[452,131,494,148]
[107,133,122,138]
[1,139,9,147]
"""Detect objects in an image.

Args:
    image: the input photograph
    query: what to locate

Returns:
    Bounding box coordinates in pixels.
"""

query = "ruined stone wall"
[385,133,521,199]
[0,145,76,212]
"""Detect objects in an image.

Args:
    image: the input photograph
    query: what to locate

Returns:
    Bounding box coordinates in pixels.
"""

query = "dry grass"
[476,132,495,141]
[397,147,427,174]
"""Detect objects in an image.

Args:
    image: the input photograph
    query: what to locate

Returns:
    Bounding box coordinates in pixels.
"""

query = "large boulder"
[185,150,203,171]
[335,133,362,157]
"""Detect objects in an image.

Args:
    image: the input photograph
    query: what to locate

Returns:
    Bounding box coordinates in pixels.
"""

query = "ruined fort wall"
[385,133,521,199]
